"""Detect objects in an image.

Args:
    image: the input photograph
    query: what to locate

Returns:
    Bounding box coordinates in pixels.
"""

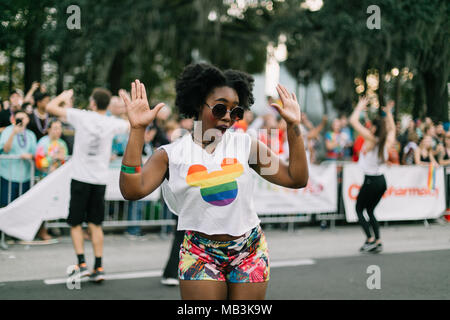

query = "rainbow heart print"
[186,158,244,206]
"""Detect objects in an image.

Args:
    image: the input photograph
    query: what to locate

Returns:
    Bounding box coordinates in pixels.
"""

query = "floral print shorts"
[179,225,270,283]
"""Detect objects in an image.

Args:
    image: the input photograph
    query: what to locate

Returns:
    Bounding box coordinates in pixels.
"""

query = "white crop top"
[358,143,388,175]
[157,130,260,236]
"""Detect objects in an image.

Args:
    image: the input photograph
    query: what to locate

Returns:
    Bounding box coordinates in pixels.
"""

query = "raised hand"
[356,96,369,110]
[118,89,131,104]
[31,81,40,91]
[271,84,301,125]
[57,89,74,107]
[382,100,395,114]
[119,79,165,130]
[48,89,73,107]
[46,89,73,118]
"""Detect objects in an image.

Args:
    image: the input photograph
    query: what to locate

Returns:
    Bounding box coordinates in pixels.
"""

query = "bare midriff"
[194,231,245,242]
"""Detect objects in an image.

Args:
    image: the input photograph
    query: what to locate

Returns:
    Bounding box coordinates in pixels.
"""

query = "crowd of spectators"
[1,86,449,173]
[0,84,449,239]
[231,97,450,169]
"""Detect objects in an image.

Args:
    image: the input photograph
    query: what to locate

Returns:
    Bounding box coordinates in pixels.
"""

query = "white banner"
[343,164,446,222]
[0,159,160,240]
[0,160,337,240]
[0,161,72,241]
[252,163,337,214]
[106,158,160,201]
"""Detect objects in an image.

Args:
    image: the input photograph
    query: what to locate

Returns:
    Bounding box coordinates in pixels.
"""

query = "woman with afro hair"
[119,63,308,300]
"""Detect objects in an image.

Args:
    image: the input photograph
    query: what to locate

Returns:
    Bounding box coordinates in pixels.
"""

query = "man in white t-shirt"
[46,88,129,282]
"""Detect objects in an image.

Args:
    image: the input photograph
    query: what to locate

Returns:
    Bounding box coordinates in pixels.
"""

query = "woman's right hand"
[119,80,165,130]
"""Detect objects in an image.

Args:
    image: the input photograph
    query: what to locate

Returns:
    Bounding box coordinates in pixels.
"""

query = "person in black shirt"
[0,91,23,133]
[27,92,52,141]
[0,99,10,130]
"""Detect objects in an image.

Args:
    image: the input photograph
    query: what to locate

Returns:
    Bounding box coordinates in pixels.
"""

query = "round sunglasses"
[205,103,244,121]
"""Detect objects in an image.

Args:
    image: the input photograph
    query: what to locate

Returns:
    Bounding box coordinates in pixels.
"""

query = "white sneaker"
[161,277,179,286]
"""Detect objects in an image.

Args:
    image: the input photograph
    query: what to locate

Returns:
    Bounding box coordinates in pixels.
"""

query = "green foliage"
[1,0,448,121]
[1,0,275,107]
[275,0,449,120]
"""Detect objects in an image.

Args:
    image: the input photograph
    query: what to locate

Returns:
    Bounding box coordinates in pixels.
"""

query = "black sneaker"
[359,241,369,252]
[89,267,105,283]
[68,263,90,278]
[360,241,377,252]
[370,243,383,253]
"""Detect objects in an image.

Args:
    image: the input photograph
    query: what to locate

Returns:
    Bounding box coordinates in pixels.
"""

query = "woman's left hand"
[271,84,301,125]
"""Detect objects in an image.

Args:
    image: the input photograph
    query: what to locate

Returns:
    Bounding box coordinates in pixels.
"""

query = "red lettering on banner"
[302,180,324,195]
[348,184,361,200]
[348,185,439,201]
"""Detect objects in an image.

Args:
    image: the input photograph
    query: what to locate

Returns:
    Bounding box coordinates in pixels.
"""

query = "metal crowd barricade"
[1,156,351,246]
[444,165,450,214]
[0,155,35,250]
[318,160,352,226]
[42,201,171,226]
[3,158,448,249]
[44,156,176,235]
[251,160,348,232]
[322,161,450,225]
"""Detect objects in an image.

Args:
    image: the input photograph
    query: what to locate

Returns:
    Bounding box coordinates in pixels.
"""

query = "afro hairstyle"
[175,63,254,120]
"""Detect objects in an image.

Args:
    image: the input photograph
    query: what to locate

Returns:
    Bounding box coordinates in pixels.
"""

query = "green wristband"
[121,164,142,174]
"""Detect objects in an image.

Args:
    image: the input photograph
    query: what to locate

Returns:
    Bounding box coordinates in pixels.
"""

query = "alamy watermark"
[171,121,282,176]
[366,265,381,290]
[366,5,381,30]
[66,5,81,30]
[66,265,81,290]
[64,5,379,31]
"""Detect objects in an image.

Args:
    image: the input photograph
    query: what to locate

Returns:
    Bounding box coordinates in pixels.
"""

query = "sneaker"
[161,277,179,286]
[68,263,90,278]
[370,243,383,253]
[360,241,377,252]
[359,241,368,252]
[89,267,105,283]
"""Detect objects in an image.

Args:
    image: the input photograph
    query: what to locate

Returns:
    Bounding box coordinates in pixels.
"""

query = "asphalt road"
[2,249,449,300]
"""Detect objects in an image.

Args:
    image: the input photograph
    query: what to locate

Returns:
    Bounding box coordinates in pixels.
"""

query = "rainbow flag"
[186,158,244,206]
[427,164,436,191]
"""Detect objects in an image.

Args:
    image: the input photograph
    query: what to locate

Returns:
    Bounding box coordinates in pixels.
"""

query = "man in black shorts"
[46,88,129,282]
